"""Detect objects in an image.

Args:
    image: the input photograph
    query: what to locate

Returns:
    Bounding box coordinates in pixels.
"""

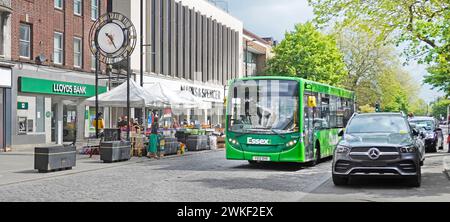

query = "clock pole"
[127,55,131,141]
[95,51,99,139]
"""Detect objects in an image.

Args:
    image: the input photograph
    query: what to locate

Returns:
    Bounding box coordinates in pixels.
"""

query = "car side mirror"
[338,129,344,137]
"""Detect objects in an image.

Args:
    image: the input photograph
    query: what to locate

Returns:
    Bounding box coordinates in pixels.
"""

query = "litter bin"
[34,145,76,173]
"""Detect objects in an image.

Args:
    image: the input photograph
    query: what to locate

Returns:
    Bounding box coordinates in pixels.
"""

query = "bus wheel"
[307,143,321,166]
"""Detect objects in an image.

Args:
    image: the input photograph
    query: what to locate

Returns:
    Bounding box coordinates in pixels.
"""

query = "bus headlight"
[285,140,298,148]
[228,138,240,147]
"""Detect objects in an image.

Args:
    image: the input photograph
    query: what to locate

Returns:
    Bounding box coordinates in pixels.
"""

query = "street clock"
[89,12,136,65]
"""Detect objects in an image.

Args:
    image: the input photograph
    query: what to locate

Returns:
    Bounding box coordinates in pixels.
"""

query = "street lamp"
[245,38,256,77]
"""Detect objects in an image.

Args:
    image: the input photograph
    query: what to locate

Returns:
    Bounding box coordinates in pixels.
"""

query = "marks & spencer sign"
[18,77,107,97]
[180,85,221,100]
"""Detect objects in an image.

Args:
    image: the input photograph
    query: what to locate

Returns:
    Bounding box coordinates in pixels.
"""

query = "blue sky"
[225,0,444,103]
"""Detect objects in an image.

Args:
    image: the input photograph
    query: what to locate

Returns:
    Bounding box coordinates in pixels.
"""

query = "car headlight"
[335,145,350,154]
[400,146,416,153]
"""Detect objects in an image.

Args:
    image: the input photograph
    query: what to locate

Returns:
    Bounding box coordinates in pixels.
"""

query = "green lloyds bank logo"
[247,138,271,145]
[53,84,87,95]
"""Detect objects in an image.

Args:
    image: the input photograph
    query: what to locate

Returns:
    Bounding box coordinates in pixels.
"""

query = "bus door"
[303,93,315,161]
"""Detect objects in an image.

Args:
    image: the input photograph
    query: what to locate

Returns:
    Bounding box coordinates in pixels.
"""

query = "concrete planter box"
[34,145,76,173]
[186,135,209,151]
[100,141,131,163]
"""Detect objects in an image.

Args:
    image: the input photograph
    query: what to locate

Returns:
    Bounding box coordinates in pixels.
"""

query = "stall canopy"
[85,79,169,108]
[144,82,212,109]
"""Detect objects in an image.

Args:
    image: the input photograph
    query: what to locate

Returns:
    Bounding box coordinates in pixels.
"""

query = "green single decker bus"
[226,76,355,165]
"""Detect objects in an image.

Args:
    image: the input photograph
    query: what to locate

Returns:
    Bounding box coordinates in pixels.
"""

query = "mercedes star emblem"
[368,148,381,160]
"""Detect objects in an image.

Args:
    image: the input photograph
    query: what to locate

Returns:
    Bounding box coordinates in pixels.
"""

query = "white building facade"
[112,0,244,126]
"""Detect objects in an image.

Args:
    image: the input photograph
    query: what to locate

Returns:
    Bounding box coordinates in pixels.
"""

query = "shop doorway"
[63,105,77,142]
[51,101,78,143]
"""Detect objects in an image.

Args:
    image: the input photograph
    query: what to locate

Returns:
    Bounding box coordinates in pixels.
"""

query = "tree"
[333,27,397,108]
[431,98,450,120]
[267,22,347,86]
[409,99,429,116]
[359,104,375,113]
[308,0,450,95]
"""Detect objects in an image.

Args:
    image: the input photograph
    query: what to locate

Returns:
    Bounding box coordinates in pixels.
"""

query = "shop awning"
[144,82,212,109]
[85,79,169,108]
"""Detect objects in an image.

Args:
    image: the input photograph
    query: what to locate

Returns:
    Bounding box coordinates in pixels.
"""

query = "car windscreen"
[410,120,435,131]
[347,115,409,134]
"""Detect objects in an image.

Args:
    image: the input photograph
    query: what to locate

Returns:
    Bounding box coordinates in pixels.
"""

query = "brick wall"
[11,0,108,73]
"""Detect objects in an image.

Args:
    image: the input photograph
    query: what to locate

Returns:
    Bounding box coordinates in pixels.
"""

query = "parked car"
[332,113,425,187]
[409,117,444,152]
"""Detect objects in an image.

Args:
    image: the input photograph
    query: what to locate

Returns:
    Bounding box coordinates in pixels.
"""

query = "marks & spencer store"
[11,65,107,148]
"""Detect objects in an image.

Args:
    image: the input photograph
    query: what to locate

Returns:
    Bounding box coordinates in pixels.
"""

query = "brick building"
[6,0,110,149]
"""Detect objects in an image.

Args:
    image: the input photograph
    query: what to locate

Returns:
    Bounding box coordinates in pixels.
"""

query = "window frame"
[19,23,32,59]
[54,0,63,10]
[91,0,99,21]
[73,37,83,68]
[53,32,64,65]
[74,0,83,16]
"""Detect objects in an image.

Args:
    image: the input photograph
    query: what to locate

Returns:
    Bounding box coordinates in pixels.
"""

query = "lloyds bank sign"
[18,77,107,97]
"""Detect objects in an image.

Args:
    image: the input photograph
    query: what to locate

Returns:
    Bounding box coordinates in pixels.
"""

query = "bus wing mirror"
[307,96,317,108]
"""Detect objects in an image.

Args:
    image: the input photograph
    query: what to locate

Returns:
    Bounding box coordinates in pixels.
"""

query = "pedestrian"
[147,116,159,159]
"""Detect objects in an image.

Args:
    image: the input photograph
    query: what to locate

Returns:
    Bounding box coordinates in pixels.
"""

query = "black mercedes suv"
[332,113,425,187]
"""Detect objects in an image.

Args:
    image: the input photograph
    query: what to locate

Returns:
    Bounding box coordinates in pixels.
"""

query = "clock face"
[89,12,136,65]
[97,23,125,54]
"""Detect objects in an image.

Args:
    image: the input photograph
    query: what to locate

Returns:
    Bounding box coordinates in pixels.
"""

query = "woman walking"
[147,116,159,159]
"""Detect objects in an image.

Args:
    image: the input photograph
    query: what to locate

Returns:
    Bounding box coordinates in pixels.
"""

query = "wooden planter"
[34,145,76,173]
[100,141,131,163]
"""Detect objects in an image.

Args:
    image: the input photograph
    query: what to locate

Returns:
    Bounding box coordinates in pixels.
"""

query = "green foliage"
[308,0,450,96]
[333,26,421,115]
[409,99,429,116]
[267,22,347,86]
[359,104,375,113]
[431,99,450,120]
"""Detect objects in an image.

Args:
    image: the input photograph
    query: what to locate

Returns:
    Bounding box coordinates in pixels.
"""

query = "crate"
[34,145,76,173]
